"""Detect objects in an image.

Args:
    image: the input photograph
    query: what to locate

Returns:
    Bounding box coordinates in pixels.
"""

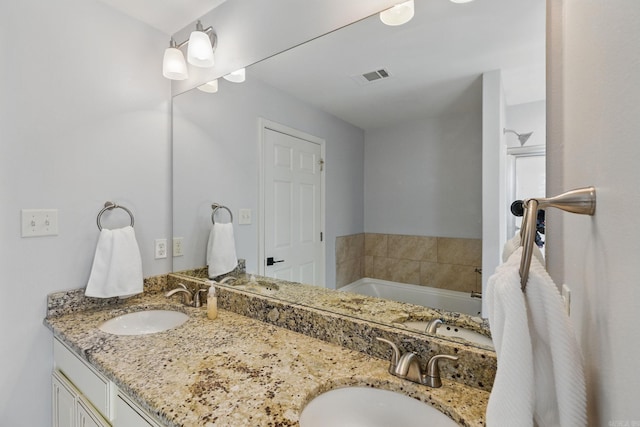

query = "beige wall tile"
[437,237,482,266]
[387,234,437,261]
[474,266,482,293]
[364,233,387,257]
[335,234,365,264]
[372,257,420,284]
[363,256,373,277]
[335,235,348,264]
[336,258,363,288]
[420,262,477,293]
[419,261,438,287]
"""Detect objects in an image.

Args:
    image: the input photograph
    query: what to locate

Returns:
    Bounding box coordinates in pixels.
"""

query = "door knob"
[266,257,284,266]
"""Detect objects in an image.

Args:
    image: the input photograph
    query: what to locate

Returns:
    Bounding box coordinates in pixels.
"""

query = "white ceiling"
[99,0,545,130]
[98,0,226,34]
[249,0,546,130]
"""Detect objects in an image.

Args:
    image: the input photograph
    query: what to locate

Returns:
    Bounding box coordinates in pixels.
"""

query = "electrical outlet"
[561,284,571,316]
[173,237,184,257]
[238,208,252,225]
[155,239,167,259]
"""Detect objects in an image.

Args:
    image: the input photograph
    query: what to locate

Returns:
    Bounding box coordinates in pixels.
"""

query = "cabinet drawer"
[53,338,112,420]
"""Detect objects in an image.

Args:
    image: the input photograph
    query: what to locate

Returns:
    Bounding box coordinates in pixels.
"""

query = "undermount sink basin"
[299,387,458,427]
[99,310,189,336]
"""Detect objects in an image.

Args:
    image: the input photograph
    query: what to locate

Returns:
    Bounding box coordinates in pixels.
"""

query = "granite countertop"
[172,271,492,345]
[45,292,489,426]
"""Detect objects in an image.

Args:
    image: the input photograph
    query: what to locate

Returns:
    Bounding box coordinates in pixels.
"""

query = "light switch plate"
[21,209,59,237]
[238,209,252,225]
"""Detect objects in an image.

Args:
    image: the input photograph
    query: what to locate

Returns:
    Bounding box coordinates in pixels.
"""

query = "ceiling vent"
[350,68,392,85]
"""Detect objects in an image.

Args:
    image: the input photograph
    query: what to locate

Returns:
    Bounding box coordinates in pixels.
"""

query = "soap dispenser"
[207,286,218,320]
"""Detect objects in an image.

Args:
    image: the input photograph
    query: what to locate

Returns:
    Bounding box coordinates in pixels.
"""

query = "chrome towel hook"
[97,201,135,231]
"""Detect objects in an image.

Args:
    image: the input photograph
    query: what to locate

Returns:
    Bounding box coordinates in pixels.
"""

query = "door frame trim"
[258,118,326,284]
[506,145,546,239]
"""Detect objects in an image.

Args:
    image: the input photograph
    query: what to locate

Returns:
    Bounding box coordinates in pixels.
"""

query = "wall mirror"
[172,0,545,349]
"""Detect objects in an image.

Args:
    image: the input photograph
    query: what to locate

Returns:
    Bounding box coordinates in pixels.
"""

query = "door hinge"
[320,231,323,242]
[319,158,325,172]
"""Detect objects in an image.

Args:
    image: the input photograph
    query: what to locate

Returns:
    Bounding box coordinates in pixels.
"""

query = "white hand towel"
[486,247,535,427]
[85,226,143,298]
[206,223,238,278]
[526,255,587,427]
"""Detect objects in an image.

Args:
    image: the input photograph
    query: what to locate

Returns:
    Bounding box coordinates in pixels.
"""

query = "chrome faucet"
[425,318,443,334]
[165,283,208,307]
[376,337,458,388]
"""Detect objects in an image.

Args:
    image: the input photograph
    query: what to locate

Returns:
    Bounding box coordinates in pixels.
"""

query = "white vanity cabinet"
[52,370,110,427]
[52,338,162,427]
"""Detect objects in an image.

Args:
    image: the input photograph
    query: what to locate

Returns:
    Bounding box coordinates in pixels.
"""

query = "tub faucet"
[376,337,458,388]
[165,283,208,307]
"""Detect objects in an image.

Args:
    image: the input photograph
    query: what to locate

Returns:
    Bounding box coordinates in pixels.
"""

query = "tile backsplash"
[336,233,481,293]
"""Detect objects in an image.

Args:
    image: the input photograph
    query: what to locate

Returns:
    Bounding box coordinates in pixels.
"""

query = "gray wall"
[548,0,640,423]
[173,77,365,287]
[364,110,483,238]
[0,0,170,425]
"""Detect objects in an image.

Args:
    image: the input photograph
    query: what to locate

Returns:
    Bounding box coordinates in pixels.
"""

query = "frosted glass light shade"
[222,68,246,83]
[450,0,475,3]
[162,47,188,80]
[187,31,215,67]
[197,79,219,93]
[380,0,415,26]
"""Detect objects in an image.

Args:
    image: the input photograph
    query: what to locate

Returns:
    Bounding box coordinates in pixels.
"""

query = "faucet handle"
[194,288,208,307]
[424,354,459,388]
[375,337,401,375]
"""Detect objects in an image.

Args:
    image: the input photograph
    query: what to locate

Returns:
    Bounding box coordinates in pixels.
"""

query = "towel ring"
[97,201,135,231]
[519,186,596,291]
[211,203,233,224]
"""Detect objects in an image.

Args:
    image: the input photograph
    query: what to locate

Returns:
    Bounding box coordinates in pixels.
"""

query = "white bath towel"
[503,232,544,264]
[526,254,587,427]
[206,223,238,278]
[486,247,535,427]
[85,226,143,298]
[486,246,587,427]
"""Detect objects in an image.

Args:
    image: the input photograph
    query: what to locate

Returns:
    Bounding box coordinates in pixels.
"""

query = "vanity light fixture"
[449,0,475,3]
[197,79,219,93]
[187,21,216,67]
[162,20,217,80]
[380,0,415,26]
[162,39,189,80]
[222,68,246,83]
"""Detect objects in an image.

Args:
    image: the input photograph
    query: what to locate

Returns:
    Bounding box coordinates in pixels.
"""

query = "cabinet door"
[114,394,160,427]
[52,373,76,427]
[77,398,110,427]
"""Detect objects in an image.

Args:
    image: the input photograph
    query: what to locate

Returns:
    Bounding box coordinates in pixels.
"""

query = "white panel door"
[264,127,323,285]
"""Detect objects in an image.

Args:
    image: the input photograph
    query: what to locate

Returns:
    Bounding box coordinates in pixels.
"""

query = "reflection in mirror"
[172,0,545,348]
